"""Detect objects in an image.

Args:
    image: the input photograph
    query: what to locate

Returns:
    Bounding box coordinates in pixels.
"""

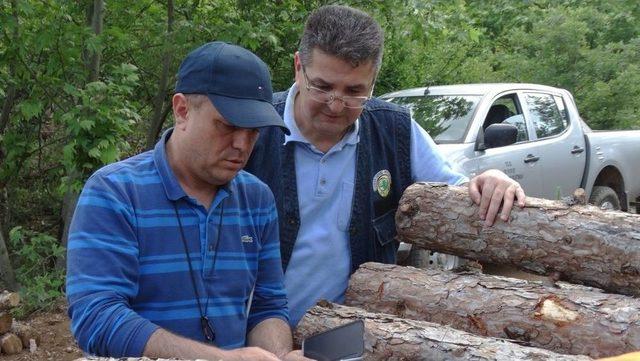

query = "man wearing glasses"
[245,5,526,327]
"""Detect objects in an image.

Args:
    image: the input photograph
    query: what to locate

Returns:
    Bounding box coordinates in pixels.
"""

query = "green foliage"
[8,226,65,317]
[60,63,141,192]
[458,0,640,130]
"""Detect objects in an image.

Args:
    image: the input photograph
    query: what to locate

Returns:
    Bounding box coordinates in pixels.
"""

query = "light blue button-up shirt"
[282,84,467,326]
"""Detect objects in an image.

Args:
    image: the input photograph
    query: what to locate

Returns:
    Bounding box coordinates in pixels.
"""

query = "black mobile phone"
[301,320,365,361]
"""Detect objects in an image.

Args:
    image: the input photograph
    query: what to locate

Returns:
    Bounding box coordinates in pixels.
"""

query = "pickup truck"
[381,83,640,212]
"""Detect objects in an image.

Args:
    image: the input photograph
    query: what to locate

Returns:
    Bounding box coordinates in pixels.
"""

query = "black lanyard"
[172,200,223,343]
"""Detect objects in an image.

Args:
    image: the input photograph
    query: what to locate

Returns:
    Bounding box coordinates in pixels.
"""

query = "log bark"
[0,311,12,334]
[73,356,188,361]
[295,302,591,360]
[11,320,39,348]
[396,183,640,296]
[0,332,22,355]
[0,291,20,310]
[346,262,640,358]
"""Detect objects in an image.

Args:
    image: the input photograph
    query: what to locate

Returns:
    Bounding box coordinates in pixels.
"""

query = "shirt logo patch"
[241,235,253,243]
[372,169,391,198]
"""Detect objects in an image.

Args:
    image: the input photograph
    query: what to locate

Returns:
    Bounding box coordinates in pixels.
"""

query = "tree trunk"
[0,222,17,291]
[396,183,640,296]
[0,85,16,136]
[346,262,640,358]
[295,302,592,361]
[145,0,174,149]
[58,0,104,270]
[0,1,20,290]
[87,0,104,82]
[0,0,19,135]
[56,190,79,270]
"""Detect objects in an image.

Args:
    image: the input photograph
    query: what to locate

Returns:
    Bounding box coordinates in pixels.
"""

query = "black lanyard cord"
[172,201,218,342]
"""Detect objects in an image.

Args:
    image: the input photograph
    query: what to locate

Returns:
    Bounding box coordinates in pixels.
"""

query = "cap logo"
[372,169,391,198]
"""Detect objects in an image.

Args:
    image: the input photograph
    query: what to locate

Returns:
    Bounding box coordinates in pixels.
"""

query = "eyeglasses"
[301,66,372,109]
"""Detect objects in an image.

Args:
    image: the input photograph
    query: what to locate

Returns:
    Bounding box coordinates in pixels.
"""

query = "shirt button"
[320,159,326,164]
[320,179,326,185]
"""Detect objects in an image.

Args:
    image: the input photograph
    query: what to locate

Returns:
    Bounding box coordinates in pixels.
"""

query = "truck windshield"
[385,95,480,143]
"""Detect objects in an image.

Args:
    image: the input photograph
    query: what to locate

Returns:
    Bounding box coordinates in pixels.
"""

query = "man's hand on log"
[468,169,526,226]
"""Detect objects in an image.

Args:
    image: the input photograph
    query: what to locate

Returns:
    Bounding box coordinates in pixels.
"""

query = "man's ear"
[293,52,303,86]
[172,93,189,130]
[294,51,302,72]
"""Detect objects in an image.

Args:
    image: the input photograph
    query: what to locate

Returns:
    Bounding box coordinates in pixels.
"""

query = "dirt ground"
[2,302,83,361]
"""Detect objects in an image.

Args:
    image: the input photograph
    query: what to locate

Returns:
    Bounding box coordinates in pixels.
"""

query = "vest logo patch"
[241,235,253,243]
[372,169,391,198]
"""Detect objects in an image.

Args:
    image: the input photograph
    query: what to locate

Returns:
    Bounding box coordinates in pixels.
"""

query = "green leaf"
[468,28,481,43]
[88,147,101,159]
[79,119,95,130]
[64,83,80,96]
[18,100,44,119]
[99,146,118,163]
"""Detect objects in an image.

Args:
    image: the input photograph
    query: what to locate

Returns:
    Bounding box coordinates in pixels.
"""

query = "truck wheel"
[589,186,621,210]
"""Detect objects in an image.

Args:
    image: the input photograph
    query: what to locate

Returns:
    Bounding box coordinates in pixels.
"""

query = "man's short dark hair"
[185,94,208,110]
[298,5,384,71]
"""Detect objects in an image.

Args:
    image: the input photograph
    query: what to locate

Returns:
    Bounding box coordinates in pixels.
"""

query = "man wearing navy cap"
[67,42,308,360]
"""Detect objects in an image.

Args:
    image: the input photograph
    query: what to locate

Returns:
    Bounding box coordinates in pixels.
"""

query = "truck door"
[475,94,544,197]
[520,92,587,199]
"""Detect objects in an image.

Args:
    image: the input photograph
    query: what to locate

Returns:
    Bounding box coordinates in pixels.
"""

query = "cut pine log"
[0,291,20,311]
[73,356,185,361]
[0,310,12,334]
[597,352,640,361]
[396,183,640,296]
[11,320,39,349]
[295,302,592,361]
[0,332,23,355]
[346,262,640,358]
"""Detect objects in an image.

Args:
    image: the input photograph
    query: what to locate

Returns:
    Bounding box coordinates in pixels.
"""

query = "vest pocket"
[372,208,398,263]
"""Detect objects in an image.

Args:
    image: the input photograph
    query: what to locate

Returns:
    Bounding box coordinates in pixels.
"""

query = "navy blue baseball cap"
[176,41,289,134]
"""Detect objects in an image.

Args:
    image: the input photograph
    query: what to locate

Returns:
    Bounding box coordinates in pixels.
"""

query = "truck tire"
[589,186,621,210]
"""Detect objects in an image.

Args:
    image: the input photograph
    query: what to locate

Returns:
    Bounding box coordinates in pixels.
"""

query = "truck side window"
[525,93,568,139]
[503,114,528,142]
[554,95,570,124]
[484,95,528,143]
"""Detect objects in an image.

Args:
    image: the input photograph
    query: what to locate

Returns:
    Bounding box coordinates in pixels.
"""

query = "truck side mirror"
[479,123,518,150]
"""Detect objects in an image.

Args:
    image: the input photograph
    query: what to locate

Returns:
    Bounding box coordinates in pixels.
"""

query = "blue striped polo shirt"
[66,129,288,357]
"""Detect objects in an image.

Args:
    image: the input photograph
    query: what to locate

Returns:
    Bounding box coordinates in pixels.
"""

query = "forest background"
[1,0,639,318]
